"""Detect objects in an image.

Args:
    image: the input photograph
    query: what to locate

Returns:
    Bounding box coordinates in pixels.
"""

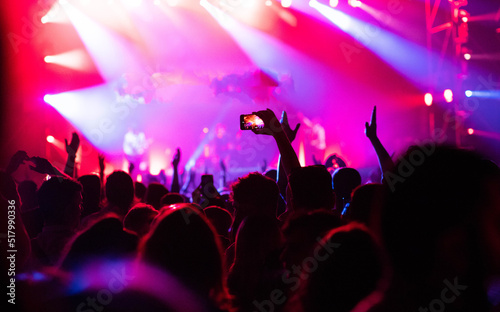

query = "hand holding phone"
[240,114,265,130]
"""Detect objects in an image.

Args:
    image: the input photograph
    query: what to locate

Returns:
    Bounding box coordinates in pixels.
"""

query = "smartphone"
[240,114,264,130]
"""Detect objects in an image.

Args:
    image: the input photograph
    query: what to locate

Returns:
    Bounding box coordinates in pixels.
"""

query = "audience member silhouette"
[146,182,169,210]
[359,145,500,312]
[229,172,280,243]
[123,203,158,238]
[139,205,229,311]
[280,209,342,272]
[332,167,362,212]
[289,223,383,312]
[286,165,335,218]
[204,205,233,250]
[18,179,43,239]
[134,181,147,203]
[60,214,138,272]
[160,192,185,207]
[77,174,102,219]
[228,216,285,312]
[31,177,82,267]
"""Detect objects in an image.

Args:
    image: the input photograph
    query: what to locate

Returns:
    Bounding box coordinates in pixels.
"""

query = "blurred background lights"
[281,0,292,8]
[424,93,433,106]
[348,0,362,8]
[329,0,338,7]
[444,89,453,103]
[467,128,474,135]
[46,135,55,143]
[465,90,472,97]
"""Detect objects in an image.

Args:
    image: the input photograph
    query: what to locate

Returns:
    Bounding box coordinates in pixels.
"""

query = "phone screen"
[240,114,264,130]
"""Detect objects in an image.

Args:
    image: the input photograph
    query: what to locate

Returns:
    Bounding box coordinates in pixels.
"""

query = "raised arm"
[365,106,394,180]
[63,132,80,178]
[171,148,181,193]
[29,156,71,178]
[276,111,300,200]
[253,109,301,178]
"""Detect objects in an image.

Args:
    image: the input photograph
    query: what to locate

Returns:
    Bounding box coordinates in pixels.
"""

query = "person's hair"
[78,174,101,218]
[332,167,362,200]
[203,206,233,238]
[345,183,385,225]
[17,180,38,210]
[160,192,184,207]
[230,172,279,212]
[123,203,158,237]
[288,165,334,210]
[145,182,168,210]
[134,181,146,202]
[37,177,82,224]
[264,169,277,181]
[139,205,227,306]
[295,223,382,312]
[105,171,134,214]
[60,214,138,271]
[381,145,495,280]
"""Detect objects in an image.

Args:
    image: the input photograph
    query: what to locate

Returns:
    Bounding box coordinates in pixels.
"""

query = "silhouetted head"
[296,223,382,312]
[38,177,82,228]
[106,171,134,215]
[288,165,334,211]
[123,203,158,238]
[264,169,277,181]
[134,181,146,202]
[146,182,168,210]
[203,206,233,238]
[17,180,38,211]
[230,172,279,217]
[160,193,184,207]
[281,209,342,269]
[332,167,361,201]
[381,145,500,286]
[139,205,226,305]
[60,214,138,272]
[344,183,385,228]
[78,174,101,218]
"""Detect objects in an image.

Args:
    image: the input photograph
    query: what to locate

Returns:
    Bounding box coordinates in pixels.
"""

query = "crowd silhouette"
[1,106,500,312]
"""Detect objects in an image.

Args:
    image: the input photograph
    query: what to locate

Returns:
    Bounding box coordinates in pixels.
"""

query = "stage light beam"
[46,135,55,143]
[467,128,474,135]
[465,90,472,97]
[329,0,338,7]
[464,53,471,60]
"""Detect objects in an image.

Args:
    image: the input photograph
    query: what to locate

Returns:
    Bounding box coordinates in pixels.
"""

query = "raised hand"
[365,106,377,141]
[280,111,301,142]
[6,151,29,175]
[29,157,59,175]
[65,132,80,157]
[252,109,282,136]
[172,148,181,167]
